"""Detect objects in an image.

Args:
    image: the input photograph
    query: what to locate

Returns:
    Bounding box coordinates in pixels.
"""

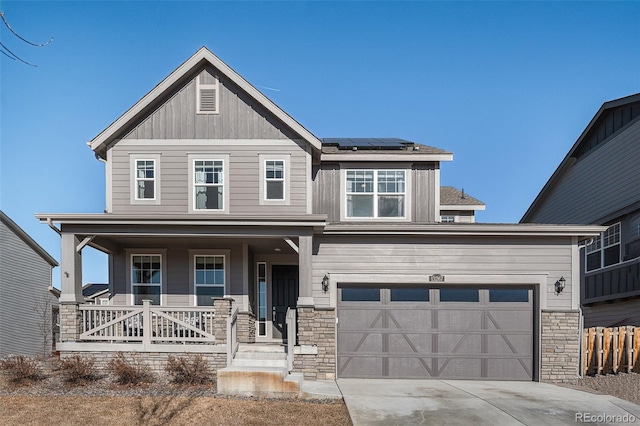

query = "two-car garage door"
[337,286,534,380]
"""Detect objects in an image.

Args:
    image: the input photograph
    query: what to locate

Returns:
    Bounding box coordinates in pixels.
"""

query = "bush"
[0,355,43,384]
[59,355,97,384]
[165,354,212,385]
[107,352,154,385]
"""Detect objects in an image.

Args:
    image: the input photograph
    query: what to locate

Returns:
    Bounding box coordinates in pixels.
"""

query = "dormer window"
[345,169,406,219]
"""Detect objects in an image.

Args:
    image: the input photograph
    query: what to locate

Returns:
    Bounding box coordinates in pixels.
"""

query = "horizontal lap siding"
[110,141,309,214]
[0,222,54,357]
[527,121,640,224]
[582,299,640,327]
[312,236,573,310]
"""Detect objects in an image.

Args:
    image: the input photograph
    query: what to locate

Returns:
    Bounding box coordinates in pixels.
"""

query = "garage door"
[337,286,533,380]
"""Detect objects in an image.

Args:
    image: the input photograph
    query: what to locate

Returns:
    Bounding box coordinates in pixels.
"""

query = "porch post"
[60,232,83,303]
[297,234,314,307]
[213,297,234,343]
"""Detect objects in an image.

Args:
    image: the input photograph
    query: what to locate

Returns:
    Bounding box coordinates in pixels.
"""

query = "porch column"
[60,232,83,303]
[297,234,314,307]
[213,297,234,343]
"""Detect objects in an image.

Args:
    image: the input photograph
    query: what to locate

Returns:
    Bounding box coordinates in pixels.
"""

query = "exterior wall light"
[322,274,329,293]
[554,276,566,295]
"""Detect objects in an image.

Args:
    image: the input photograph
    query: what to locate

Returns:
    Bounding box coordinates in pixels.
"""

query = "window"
[586,223,621,272]
[194,255,225,306]
[439,288,479,302]
[265,160,285,200]
[345,170,406,218]
[132,255,161,305]
[196,76,219,114]
[135,160,155,200]
[99,298,110,306]
[489,289,529,303]
[341,288,380,302]
[257,262,267,336]
[390,288,430,302]
[194,160,224,210]
[441,215,455,223]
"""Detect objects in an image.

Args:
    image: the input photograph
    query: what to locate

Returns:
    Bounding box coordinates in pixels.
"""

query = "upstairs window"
[586,223,621,272]
[135,160,155,200]
[346,170,405,218]
[265,160,285,200]
[194,160,224,210]
[441,215,455,223]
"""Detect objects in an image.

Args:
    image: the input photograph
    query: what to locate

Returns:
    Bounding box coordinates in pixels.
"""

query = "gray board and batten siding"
[0,213,58,357]
[312,163,439,223]
[523,116,640,226]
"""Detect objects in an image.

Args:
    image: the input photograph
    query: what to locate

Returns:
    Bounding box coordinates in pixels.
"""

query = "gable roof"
[89,47,323,158]
[0,211,58,267]
[440,187,485,210]
[82,283,109,298]
[521,92,640,222]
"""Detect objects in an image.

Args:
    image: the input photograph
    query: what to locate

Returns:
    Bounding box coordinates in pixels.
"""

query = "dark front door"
[272,265,299,340]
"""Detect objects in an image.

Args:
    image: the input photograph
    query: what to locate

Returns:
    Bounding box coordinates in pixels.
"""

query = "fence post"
[634,327,640,373]
[142,299,151,345]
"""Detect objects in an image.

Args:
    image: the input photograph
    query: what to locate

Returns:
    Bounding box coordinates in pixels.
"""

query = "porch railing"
[79,300,216,344]
[227,307,239,366]
[286,307,296,372]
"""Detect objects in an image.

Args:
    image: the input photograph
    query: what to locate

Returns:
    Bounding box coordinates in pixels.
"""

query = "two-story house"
[522,93,640,328]
[37,47,601,391]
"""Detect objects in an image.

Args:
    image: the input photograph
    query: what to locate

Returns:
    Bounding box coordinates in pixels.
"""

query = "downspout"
[47,217,61,236]
[578,306,584,378]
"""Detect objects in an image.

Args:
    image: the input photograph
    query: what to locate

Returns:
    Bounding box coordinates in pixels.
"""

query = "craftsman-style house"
[38,47,601,392]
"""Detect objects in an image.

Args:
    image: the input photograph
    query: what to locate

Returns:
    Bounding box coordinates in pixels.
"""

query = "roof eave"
[440,204,486,211]
[0,211,58,267]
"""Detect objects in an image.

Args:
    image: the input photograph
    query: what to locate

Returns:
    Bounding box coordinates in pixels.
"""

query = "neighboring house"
[82,283,110,305]
[37,47,600,388]
[522,93,640,328]
[0,211,58,358]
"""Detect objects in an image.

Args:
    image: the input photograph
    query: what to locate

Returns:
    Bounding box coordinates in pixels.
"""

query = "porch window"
[132,255,161,305]
[194,160,224,210]
[265,160,285,200]
[346,170,405,218]
[257,262,267,336]
[586,223,621,272]
[194,255,225,306]
[135,160,155,200]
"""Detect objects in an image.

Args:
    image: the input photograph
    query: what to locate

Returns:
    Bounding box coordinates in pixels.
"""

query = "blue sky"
[1,1,639,288]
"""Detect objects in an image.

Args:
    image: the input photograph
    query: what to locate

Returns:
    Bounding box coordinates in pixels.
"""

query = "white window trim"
[128,251,166,305]
[187,154,230,214]
[441,215,456,223]
[196,76,219,114]
[189,250,230,306]
[340,166,411,221]
[585,222,621,272]
[129,154,161,205]
[258,154,291,205]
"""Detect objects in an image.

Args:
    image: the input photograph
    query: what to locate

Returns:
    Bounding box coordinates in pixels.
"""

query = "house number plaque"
[429,274,445,282]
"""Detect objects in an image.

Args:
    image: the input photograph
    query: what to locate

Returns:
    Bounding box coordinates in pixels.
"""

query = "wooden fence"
[582,326,640,375]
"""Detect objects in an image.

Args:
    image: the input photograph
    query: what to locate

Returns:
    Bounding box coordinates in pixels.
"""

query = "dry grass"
[0,395,352,426]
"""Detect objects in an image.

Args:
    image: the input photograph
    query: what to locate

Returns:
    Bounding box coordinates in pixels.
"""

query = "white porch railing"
[79,300,216,344]
[286,307,296,372]
[226,307,239,365]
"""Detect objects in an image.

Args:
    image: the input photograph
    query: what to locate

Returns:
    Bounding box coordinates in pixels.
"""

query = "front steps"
[217,344,303,397]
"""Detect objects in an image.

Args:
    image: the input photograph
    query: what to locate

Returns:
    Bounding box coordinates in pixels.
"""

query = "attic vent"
[197,77,219,114]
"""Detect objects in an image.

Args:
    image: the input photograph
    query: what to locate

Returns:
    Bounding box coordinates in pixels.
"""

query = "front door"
[271,265,299,340]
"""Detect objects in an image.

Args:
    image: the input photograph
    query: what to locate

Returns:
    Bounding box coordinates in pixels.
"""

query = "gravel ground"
[574,372,640,405]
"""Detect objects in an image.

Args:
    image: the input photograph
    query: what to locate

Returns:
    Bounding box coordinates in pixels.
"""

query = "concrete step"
[234,351,287,360]
[237,343,285,353]
[232,358,288,368]
[217,366,301,397]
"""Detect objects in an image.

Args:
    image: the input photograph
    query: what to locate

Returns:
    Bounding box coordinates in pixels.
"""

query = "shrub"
[0,355,43,384]
[107,352,154,385]
[59,355,97,384]
[165,354,212,385]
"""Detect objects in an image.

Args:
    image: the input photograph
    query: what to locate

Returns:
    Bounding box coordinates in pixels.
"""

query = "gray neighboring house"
[0,211,58,358]
[522,93,640,328]
[37,47,601,388]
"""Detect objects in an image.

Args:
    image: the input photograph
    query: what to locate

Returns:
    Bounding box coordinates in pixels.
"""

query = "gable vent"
[197,76,219,114]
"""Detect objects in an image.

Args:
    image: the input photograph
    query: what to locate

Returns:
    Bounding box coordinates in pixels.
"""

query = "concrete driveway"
[337,379,640,425]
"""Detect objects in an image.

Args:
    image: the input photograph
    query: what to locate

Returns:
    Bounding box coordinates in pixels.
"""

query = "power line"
[0,11,53,67]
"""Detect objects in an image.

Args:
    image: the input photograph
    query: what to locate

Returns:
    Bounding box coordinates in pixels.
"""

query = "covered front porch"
[39,214,326,359]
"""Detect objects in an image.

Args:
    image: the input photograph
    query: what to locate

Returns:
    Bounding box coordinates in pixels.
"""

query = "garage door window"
[439,288,479,302]
[489,289,529,302]
[390,288,430,302]
[341,288,380,302]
